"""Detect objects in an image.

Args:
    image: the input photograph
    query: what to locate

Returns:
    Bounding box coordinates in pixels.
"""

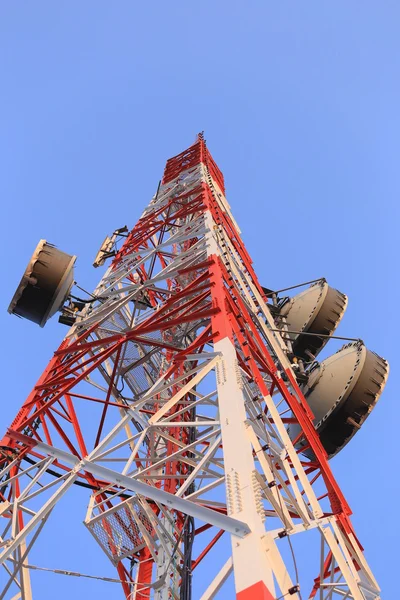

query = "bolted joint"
[288,585,300,595]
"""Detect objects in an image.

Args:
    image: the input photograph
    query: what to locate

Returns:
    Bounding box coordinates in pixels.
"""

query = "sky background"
[1,2,399,598]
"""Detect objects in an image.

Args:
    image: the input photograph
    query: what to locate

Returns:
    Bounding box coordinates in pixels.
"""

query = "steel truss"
[0,135,380,599]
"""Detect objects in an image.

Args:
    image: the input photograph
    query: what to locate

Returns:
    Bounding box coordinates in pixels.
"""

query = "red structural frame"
[0,135,364,599]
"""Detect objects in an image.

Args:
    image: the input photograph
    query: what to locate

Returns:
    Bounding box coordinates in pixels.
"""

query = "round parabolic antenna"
[8,240,76,327]
[288,342,389,459]
[279,281,347,360]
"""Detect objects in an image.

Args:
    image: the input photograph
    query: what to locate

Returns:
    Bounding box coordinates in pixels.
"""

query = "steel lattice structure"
[0,135,382,600]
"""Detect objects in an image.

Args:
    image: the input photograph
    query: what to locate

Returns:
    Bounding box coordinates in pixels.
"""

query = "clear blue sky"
[1,2,399,598]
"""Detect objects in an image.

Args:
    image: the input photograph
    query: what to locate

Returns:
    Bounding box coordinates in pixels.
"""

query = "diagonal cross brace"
[7,432,250,539]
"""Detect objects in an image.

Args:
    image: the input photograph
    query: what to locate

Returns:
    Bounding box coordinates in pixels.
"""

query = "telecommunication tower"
[2,135,388,599]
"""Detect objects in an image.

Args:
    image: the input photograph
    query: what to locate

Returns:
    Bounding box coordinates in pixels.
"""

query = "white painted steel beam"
[24,440,251,538]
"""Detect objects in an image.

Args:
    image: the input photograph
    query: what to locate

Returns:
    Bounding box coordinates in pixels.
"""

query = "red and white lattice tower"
[0,135,386,600]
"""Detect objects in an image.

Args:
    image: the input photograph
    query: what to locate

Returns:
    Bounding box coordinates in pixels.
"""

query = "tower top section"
[162,132,225,193]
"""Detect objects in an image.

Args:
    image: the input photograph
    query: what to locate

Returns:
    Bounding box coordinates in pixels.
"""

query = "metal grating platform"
[85,496,155,565]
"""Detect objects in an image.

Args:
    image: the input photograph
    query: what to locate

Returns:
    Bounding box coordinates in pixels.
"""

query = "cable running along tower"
[2,135,388,599]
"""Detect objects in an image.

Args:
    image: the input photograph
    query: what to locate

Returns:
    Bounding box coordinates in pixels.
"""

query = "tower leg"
[214,337,275,600]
